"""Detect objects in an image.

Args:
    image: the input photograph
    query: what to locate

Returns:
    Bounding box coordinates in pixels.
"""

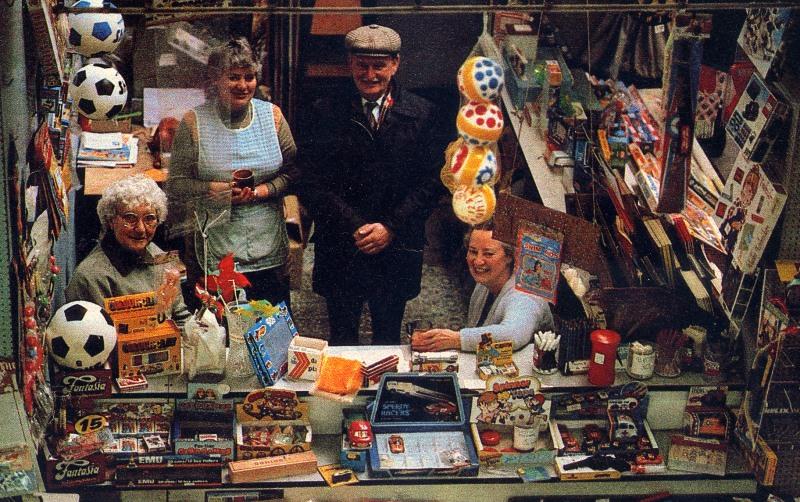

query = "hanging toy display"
[69,62,128,120]
[449,143,498,187]
[67,0,125,57]
[445,56,506,225]
[457,56,505,102]
[456,100,505,146]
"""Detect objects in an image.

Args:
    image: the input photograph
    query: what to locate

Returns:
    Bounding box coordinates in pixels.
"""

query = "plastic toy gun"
[562,454,630,472]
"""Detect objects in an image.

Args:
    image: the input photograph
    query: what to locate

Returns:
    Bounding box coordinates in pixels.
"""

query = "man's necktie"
[364,101,379,131]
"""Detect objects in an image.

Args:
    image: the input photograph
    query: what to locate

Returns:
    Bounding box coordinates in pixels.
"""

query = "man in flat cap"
[297,24,446,346]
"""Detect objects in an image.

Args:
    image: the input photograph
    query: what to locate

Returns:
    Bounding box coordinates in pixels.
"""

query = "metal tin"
[626,342,655,380]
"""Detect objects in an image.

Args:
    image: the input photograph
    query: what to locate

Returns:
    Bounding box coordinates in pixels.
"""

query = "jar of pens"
[532,330,560,375]
[654,328,687,378]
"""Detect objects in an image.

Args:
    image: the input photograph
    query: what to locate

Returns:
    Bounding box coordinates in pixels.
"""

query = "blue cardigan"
[460,276,554,352]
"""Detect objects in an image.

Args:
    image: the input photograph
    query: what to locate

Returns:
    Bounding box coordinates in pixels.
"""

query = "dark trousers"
[325,294,406,346]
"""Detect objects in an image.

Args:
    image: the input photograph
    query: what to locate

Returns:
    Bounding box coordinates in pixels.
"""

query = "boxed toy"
[469,375,552,463]
[340,407,370,472]
[228,450,318,483]
[66,398,174,457]
[114,454,223,488]
[173,383,235,460]
[476,334,518,380]
[235,389,312,460]
[411,350,459,374]
[725,73,789,163]
[244,301,298,386]
[105,291,182,378]
[368,373,479,477]
[286,336,327,381]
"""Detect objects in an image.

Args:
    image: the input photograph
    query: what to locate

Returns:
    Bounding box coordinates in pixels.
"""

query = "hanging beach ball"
[450,143,498,187]
[456,100,504,146]
[452,185,496,225]
[457,56,504,102]
[68,0,125,57]
[69,63,128,120]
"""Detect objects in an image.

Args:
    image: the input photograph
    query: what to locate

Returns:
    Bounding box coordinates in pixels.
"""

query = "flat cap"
[345,24,401,56]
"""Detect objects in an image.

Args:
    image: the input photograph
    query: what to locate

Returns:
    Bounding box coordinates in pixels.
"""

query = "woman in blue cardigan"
[412,222,553,352]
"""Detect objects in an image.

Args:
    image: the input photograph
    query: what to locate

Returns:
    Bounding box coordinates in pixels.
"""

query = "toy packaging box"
[469,375,552,464]
[725,73,789,163]
[367,373,479,478]
[173,383,235,461]
[104,292,182,378]
[286,336,327,381]
[235,389,312,460]
[244,302,298,386]
[340,407,370,472]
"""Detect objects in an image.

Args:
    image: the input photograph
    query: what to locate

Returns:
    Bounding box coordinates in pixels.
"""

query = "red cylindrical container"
[588,329,621,386]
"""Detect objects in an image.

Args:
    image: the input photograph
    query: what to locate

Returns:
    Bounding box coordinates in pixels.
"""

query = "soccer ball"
[69,63,128,120]
[46,301,117,370]
[68,0,124,57]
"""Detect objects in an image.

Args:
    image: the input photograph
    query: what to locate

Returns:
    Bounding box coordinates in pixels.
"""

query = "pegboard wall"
[774,79,800,261]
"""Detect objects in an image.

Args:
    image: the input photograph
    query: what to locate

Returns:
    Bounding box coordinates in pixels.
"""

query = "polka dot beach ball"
[452,185,496,225]
[457,56,504,102]
[456,100,504,146]
[449,143,498,187]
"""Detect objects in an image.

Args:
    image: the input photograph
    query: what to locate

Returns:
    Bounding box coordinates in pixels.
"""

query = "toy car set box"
[367,373,479,477]
[173,383,235,461]
[340,407,370,472]
[235,389,312,460]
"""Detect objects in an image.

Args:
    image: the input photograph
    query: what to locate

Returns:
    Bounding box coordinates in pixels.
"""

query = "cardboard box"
[113,454,223,488]
[286,336,327,381]
[235,389,312,460]
[244,302,297,386]
[173,384,235,461]
[116,320,182,378]
[368,373,479,477]
[668,434,728,476]
[340,408,369,472]
[228,450,318,483]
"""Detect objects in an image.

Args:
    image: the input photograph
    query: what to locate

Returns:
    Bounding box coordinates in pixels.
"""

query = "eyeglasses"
[118,212,159,229]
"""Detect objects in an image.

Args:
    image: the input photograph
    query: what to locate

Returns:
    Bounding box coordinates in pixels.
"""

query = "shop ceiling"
[61,1,800,18]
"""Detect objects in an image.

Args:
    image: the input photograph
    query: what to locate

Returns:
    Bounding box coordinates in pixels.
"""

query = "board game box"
[368,373,479,477]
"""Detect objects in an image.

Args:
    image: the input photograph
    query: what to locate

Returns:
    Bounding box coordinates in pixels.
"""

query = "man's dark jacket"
[297,82,446,300]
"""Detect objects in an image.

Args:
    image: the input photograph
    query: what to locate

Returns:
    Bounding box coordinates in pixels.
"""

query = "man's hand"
[411,328,461,352]
[354,223,393,255]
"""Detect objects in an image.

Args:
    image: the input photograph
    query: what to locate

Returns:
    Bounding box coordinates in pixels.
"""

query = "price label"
[74,414,107,435]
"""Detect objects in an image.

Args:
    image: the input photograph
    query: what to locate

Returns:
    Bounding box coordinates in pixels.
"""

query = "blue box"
[368,373,479,477]
[244,302,298,386]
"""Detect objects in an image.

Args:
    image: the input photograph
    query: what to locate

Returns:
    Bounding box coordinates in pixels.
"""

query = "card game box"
[367,373,479,477]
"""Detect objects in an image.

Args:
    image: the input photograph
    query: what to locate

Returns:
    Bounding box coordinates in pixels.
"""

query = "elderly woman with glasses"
[65,174,191,326]
[166,37,298,310]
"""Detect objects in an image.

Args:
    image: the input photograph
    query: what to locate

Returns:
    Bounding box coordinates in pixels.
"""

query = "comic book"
[513,221,563,304]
